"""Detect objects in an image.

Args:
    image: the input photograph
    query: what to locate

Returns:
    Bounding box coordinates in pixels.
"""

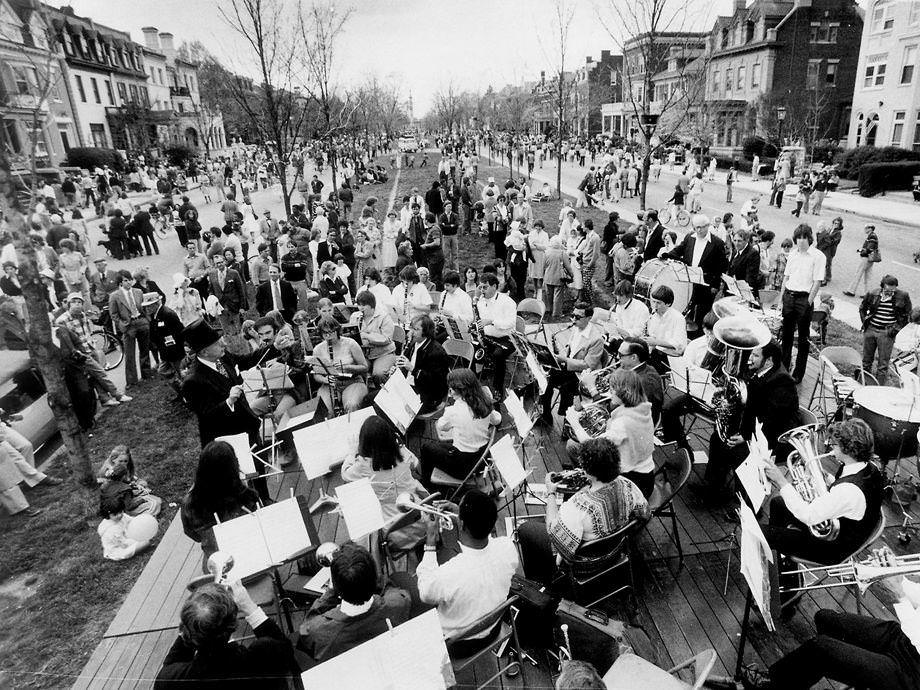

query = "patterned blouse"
[549,477,650,561]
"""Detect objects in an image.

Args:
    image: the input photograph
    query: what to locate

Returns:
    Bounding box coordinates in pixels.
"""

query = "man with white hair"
[664,214,727,329]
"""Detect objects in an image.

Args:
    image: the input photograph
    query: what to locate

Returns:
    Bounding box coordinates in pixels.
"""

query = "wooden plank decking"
[73,340,920,689]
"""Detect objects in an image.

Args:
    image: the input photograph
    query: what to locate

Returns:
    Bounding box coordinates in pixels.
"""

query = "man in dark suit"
[314,228,341,267]
[642,209,665,262]
[727,227,762,296]
[154,581,295,689]
[425,180,445,216]
[255,265,297,322]
[208,253,247,336]
[108,270,152,386]
[394,314,448,413]
[666,214,728,329]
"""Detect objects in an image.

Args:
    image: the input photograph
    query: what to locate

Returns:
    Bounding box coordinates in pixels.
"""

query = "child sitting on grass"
[97,492,154,561]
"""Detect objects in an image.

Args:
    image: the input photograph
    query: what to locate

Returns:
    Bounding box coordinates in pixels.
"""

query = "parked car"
[0,351,56,453]
[398,136,419,153]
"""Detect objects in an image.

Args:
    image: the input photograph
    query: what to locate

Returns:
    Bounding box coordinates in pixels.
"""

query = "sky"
[44,0,839,115]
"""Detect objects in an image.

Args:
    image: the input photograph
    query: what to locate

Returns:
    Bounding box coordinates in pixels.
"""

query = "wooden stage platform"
[73,346,920,689]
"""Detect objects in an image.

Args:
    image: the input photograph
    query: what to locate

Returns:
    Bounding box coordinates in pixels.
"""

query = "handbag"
[869,248,882,263]
[509,574,559,649]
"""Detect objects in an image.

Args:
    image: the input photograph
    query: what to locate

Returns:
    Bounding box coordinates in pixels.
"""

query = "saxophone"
[780,424,840,541]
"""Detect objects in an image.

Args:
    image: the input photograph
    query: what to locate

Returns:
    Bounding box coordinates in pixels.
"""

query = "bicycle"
[88,306,124,371]
[658,204,691,227]
[152,216,170,240]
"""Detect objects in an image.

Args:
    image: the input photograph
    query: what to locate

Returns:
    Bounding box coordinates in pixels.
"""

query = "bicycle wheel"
[154,222,169,239]
[91,331,124,371]
[676,210,691,227]
[658,207,672,224]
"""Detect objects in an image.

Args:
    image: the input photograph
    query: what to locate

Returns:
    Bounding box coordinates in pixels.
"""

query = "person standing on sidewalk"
[844,224,881,298]
[816,217,843,285]
[726,163,737,203]
[438,200,460,273]
[812,172,828,215]
[109,271,153,387]
[859,275,911,385]
[779,225,826,383]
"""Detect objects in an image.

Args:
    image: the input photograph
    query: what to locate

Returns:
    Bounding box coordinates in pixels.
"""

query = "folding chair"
[375,493,437,578]
[430,426,498,501]
[443,338,475,370]
[603,649,717,690]
[516,298,546,336]
[648,443,692,568]
[444,596,524,690]
[560,518,645,609]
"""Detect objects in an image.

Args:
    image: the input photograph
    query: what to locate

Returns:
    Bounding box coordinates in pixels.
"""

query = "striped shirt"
[869,295,897,329]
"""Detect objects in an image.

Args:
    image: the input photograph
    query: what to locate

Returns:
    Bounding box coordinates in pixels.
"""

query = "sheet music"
[215,432,256,476]
[735,453,769,512]
[504,390,534,439]
[738,500,776,632]
[294,407,376,479]
[335,477,385,539]
[303,566,332,594]
[490,435,528,491]
[525,351,548,395]
[301,609,452,689]
[722,274,742,297]
[276,406,316,434]
[525,483,564,506]
[668,356,715,406]
[241,362,293,391]
[213,513,271,581]
[374,368,422,435]
[258,497,311,561]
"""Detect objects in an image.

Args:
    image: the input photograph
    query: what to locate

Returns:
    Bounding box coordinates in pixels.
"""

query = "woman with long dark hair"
[181,441,259,570]
[417,368,501,487]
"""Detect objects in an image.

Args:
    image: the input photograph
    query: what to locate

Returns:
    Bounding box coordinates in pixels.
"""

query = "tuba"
[711,314,772,441]
[779,424,840,541]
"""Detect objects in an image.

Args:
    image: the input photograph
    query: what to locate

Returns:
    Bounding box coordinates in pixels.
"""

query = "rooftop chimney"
[540,70,545,85]
[141,26,159,50]
[159,31,175,60]
[734,0,745,11]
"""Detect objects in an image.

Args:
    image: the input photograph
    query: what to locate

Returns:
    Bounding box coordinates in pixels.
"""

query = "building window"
[141,87,149,107]
[911,1,920,26]
[725,68,733,93]
[810,22,839,43]
[13,67,30,95]
[872,1,894,32]
[893,111,906,145]
[158,68,164,84]
[74,75,86,102]
[90,77,100,103]
[105,81,114,105]
[737,66,745,90]
[903,46,917,84]
[751,62,761,88]
[1,118,22,154]
[864,55,888,87]
[826,60,839,86]
[117,82,127,104]
[129,84,138,104]
[89,123,106,148]
[712,71,720,96]
[807,60,821,89]
[913,111,920,150]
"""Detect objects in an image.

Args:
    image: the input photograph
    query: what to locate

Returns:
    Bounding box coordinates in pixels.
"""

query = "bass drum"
[853,386,920,459]
[634,259,693,314]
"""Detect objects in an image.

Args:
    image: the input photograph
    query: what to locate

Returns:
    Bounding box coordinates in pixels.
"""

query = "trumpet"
[187,550,235,590]
[395,492,458,531]
[783,551,920,594]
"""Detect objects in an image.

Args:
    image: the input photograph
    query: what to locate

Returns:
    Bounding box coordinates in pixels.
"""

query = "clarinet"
[469,298,487,362]
[326,340,345,417]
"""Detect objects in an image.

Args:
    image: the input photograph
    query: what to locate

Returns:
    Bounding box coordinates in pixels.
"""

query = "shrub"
[741,137,778,160]
[835,146,920,180]
[164,144,195,168]
[857,161,920,197]
[64,147,125,172]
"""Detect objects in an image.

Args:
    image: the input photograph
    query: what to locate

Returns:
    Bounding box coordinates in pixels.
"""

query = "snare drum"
[634,259,693,314]
[853,386,920,459]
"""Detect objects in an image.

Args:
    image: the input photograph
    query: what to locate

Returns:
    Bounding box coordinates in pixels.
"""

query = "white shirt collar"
[339,597,375,617]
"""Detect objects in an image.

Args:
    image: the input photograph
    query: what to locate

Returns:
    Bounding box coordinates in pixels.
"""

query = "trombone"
[783,551,920,594]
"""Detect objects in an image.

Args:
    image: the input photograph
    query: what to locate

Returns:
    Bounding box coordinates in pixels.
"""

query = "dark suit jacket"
[315,241,341,267]
[405,338,449,410]
[180,355,261,446]
[634,362,663,424]
[643,223,665,262]
[208,268,247,313]
[154,616,293,689]
[255,279,297,322]
[148,305,185,362]
[108,287,148,334]
[667,233,729,290]
[742,364,801,450]
[0,276,22,297]
[728,245,761,292]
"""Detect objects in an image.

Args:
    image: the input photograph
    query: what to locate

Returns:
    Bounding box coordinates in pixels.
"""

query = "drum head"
[634,259,693,313]
[853,386,920,422]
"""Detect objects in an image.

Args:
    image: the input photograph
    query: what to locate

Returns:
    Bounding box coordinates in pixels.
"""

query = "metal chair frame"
[648,443,693,568]
[429,425,498,501]
[444,596,525,690]
[560,518,645,609]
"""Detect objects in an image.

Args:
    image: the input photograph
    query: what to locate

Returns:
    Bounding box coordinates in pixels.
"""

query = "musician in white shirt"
[779,224,826,382]
[391,265,432,326]
[475,274,517,397]
[435,271,474,336]
[644,284,688,371]
[355,268,392,315]
[607,279,650,342]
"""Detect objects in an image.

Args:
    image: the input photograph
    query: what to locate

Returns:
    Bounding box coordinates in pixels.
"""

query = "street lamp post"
[776,105,787,149]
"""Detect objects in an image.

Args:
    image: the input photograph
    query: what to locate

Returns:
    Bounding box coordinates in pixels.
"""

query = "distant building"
[0,0,79,168]
[847,0,920,149]
[530,70,576,136]
[572,51,623,137]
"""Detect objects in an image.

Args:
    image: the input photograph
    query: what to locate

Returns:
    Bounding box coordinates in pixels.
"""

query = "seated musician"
[605,279,650,346]
[615,337,664,423]
[353,291,397,384]
[476,272,517,399]
[644,284,688,373]
[296,543,411,668]
[703,340,801,506]
[434,270,474,339]
[247,316,309,423]
[517,438,650,587]
[342,416,428,551]
[393,314,449,413]
[417,266,437,294]
[740,547,920,690]
[392,265,433,326]
[390,489,518,650]
[417,368,501,487]
[307,315,369,414]
[762,418,883,566]
[539,303,606,424]
[355,268,392,314]
[180,441,260,572]
[309,298,337,331]
[602,369,656,498]
[660,310,718,449]
[154,580,295,688]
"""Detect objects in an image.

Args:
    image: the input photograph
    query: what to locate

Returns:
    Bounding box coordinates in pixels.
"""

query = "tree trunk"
[640,149,651,212]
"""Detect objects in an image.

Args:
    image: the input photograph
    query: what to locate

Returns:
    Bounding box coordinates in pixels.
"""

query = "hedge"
[712,156,775,174]
[835,146,920,180]
[64,147,125,172]
[857,161,920,197]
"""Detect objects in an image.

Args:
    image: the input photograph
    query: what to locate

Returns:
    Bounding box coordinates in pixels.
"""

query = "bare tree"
[220,0,311,216]
[432,82,468,135]
[599,0,709,208]
[546,0,576,199]
[177,41,228,159]
[0,8,93,486]
[492,87,533,177]
[754,86,834,160]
